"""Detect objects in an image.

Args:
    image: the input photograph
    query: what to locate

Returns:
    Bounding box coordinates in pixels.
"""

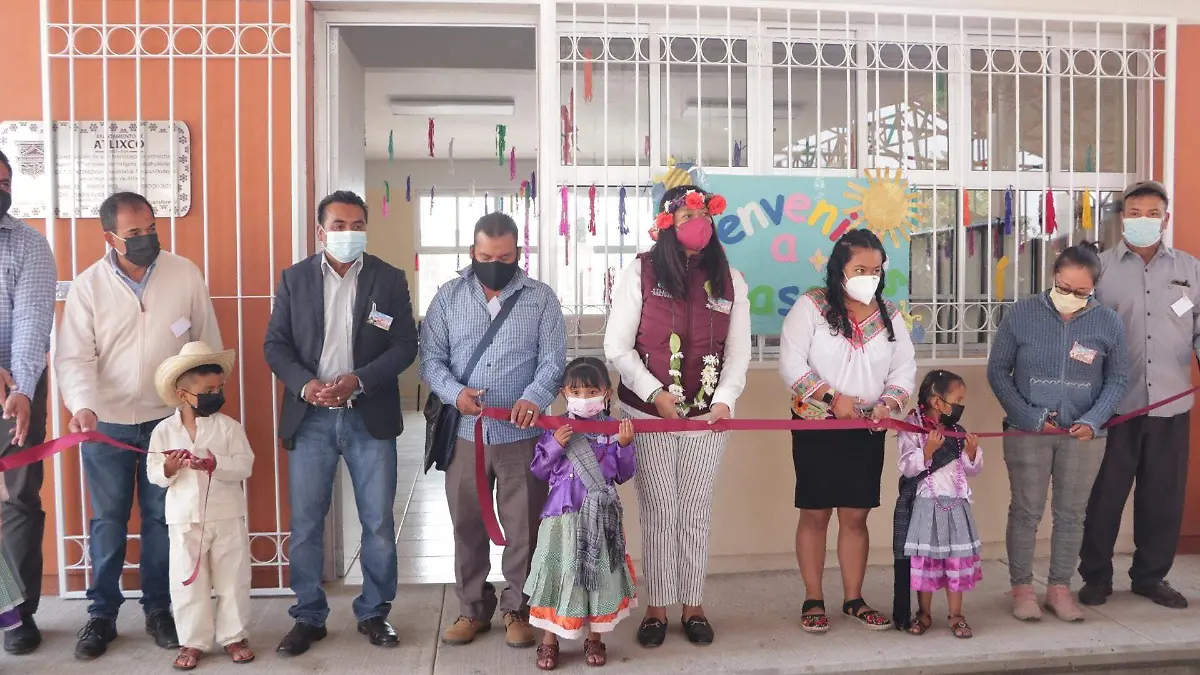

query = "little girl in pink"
[898,369,983,638]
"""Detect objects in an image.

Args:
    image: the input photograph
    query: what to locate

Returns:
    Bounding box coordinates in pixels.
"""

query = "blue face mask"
[323,230,367,263]
[1123,217,1164,248]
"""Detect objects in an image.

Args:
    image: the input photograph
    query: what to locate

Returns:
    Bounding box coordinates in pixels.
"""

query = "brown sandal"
[173,647,202,671]
[948,614,973,639]
[584,638,607,667]
[536,643,560,671]
[223,639,255,663]
[908,611,932,636]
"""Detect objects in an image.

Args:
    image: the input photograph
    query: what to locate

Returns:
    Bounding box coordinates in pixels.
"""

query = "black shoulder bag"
[423,289,524,473]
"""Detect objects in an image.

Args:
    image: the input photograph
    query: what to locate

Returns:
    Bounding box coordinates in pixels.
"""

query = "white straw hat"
[154,341,236,407]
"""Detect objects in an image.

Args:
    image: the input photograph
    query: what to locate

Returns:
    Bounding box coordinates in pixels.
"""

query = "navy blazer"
[264,253,419,448]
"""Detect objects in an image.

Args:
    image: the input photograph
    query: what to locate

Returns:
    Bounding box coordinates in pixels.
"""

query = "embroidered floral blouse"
[530,429,637,520]
[779,288,917,411]
[897,412,984,499]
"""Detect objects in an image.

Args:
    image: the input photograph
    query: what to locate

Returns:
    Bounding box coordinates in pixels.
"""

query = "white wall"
[334,28,367,197]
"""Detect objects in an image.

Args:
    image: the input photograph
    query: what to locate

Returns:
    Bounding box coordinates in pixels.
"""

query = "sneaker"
[1132,579,1189,609]
[1078,582,1113,607]
[503,611,536,648]
[441,616,491,645]
[1010,584,1042,621]
[75,617,118,661]
[1044,584,1084,621]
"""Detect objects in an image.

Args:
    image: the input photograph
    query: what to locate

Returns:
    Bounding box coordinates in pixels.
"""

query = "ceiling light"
[389,97,515,117]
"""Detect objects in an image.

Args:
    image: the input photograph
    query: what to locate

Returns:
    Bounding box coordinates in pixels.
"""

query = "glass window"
[658,37,749,168]
[866,43,950,171]
[771,42,856,169]
[561,35,652,167]
[970,49,1049,172]
[1060,50,1138,173]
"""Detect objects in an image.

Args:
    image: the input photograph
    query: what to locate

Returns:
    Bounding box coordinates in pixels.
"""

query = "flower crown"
[649,189,728,241]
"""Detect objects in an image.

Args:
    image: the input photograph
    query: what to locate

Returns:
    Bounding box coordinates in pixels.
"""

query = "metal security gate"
[24,0,305,597]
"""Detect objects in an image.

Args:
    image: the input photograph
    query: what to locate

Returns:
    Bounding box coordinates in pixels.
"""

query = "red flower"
[655,211,675,231]
[707,194,727,215]
[684,191,705,209]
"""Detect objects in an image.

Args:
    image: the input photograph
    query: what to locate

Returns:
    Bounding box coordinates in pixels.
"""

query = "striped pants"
[634,431,728,607]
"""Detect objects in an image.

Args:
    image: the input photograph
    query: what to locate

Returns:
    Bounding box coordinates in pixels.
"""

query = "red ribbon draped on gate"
[473,383,1200,546]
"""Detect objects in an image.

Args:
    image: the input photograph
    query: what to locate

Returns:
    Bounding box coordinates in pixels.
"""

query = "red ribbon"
[473,383,1200,546]
[0,431,215,586]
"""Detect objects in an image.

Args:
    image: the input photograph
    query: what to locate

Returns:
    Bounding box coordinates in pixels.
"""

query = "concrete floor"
[4,554,1200,674]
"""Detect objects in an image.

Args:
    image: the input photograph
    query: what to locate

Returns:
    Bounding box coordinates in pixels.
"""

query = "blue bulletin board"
[697,173,918,336]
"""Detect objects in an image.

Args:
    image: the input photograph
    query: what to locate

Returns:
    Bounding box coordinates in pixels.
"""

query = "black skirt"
[791,426,886,510]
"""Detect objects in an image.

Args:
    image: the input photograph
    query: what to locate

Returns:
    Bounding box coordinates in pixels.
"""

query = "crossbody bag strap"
[459,288,524,384]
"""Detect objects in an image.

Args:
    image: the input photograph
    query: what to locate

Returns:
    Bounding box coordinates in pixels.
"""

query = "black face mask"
[0,190,11,222]
[118,232,162,268]
[472,258,519,292]
[939,403,965,427]
[188,391,226,418]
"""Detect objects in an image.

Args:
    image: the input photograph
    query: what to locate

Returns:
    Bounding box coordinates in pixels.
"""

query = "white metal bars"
[40,0,295,596]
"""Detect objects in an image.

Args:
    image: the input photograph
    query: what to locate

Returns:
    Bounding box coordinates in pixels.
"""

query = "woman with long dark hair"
[778,228,916,634]
[604,185,750,648]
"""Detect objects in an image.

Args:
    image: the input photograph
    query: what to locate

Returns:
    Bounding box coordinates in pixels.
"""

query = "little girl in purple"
[898,369,983,639]
[525,357,637,671]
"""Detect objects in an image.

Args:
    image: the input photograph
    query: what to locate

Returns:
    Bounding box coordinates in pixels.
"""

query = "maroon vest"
[618,254,734,418]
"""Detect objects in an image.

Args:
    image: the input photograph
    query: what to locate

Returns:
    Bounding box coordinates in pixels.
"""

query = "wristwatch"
[820,391,835,405]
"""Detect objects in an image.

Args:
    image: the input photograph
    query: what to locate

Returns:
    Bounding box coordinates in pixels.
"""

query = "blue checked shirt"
[421,266,566,444]
[0,215,58,397]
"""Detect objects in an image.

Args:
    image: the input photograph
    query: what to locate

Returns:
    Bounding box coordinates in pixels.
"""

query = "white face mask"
[1122,216,1164,248]
[843,275,880,305]
[323,230,367,263]
[1049,287,1089,314]
[565,396,606,419]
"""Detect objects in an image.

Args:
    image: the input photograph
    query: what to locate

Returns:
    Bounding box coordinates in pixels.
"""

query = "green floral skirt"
[523,512,638,640]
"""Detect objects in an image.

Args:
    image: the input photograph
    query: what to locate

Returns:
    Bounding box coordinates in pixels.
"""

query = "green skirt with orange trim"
[523,512,638,640]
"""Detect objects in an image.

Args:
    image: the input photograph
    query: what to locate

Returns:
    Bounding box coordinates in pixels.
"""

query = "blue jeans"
[288,407,398,626]
[81,419,170,619]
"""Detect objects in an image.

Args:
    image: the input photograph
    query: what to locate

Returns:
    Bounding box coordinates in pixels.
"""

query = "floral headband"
[649,189,728,241]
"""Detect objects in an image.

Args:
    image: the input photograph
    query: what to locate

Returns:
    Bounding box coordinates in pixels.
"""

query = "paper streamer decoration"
[509,148,516,181]
[559,187,569,236]
[1045,191,1058,235]
[470,182,476,200]
[530,172,537,200]
[496,125,507,166]
[583,48,594,102]
[405,176,411,202]
[644,135,651,160]
[618,186,629,235]
[384,181,390,204]
[429,186,435,214]
[587,185,597,235]
[1003,186,1013,235]
[733,141,743,167]
[1085,145,1096,173]
[484,192,489,214]
[387,130,394,163]
[448,138,455,174]
[995,255,1011,301]
[561,106,573,164]
[1081,189,1094,230]
[427,118,435,158]
[604,268,615,307]
[522,180,531,273]
[381,195,389,218]
[414,253,419,272]
[498,197,504,212]
[964,190,975,257]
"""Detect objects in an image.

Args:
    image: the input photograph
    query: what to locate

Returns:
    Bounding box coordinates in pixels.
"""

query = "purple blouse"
[530,430,637,520]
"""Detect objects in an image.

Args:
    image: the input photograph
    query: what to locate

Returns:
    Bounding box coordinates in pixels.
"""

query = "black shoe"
[681,615,714,645]
[74,617,118,661]
[357,617,399,647]
[1132,579,1189,609]
[145,610,180,649]
[276,622,328,657]
[4,615,41,655]
[1078,582,1113,606]
[636,617,667,648]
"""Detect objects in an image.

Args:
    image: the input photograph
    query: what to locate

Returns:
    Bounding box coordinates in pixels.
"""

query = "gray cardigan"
[986,291,1129,434]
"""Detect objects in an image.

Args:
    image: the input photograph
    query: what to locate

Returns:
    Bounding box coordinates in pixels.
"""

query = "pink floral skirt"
[910,554,982,592]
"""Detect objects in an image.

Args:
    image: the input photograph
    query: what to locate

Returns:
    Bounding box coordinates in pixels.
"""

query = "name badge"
[170,316,192,338]
[706,297,733,314]
[1069,341,1098,365]
[1171,295,1194,317]
[367,303,393,331]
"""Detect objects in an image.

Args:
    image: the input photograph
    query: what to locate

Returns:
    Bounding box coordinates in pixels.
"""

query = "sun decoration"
[843,168,923,248]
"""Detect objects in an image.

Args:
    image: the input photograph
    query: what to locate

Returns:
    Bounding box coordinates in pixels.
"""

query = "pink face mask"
[675,217,714,251]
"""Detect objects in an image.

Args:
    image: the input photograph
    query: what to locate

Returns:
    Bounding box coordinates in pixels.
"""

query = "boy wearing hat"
[147,342,255,670]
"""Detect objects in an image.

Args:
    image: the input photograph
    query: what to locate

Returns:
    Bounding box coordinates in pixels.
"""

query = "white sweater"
[55,251,223,424]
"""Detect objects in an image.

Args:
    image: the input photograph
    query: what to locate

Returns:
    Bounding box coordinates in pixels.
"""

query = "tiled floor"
[341,413,501,585]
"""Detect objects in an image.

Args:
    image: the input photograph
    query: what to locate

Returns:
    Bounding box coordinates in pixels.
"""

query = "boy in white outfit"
[147,341,255,670]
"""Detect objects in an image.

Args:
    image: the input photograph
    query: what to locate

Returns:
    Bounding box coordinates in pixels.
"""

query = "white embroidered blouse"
[778,288,917,410]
